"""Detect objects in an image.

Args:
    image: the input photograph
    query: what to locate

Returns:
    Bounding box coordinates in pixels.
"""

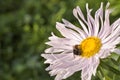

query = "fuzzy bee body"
[73,45,82,56]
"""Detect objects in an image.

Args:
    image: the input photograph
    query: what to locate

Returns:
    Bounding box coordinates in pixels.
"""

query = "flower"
[41,2,120,80]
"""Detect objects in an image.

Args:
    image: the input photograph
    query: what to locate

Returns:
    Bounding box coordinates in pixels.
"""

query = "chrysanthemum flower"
[41,2,120,80]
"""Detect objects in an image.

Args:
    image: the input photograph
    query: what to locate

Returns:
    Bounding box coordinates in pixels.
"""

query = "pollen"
[78,37,102,58]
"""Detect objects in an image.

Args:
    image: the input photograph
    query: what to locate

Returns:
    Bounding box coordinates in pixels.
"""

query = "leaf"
[100,60,120,75]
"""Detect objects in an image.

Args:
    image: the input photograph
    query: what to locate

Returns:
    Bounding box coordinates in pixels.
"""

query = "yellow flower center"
[78,37,102,58]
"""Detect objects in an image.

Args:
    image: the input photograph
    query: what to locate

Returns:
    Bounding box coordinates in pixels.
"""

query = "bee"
[73,45,82,56]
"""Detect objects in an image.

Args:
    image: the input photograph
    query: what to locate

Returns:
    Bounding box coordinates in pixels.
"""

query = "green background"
[0,0,120,80]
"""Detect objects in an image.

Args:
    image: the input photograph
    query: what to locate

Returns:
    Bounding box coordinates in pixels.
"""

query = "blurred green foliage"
[0,0,120,80]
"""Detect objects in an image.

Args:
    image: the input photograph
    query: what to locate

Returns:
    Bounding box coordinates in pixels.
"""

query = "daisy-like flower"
[41,2,120,80]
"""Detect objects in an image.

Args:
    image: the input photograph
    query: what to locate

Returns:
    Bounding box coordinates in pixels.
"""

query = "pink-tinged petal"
[55,70,67,80]
[81,57,99,80]
[41,54,56,63]
[111,25,120,35]
[98,16,104,37]
[62,58,88,79]
[46,41,73,47]
[62,71,74,79]
[45,47,54,53]
[52,46,72,51]
[49,68,62,76]
[111,18,120,31]
[42,52,90,80]
[99,5,112,40]
[47,35,79,47]
[62,19,87,39]
[41,53,73,63]
[74,6,87,22]
[86,3,94,36]
[49,56,88,79]
[56,22,82,42]
[45,47,65,54]
[54,57,84,79]
[102,37,120,47]
[48,32,57,40]
[101,10,112,40]
[97,49,111,59]
[104,4,111,28]
[81,62,92,80]
[99,2,111,39]
[94,3,103,36]
[112,48,120,55]
[102,25,120,43]
[92,57,100,75]
[73,6,89,35]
